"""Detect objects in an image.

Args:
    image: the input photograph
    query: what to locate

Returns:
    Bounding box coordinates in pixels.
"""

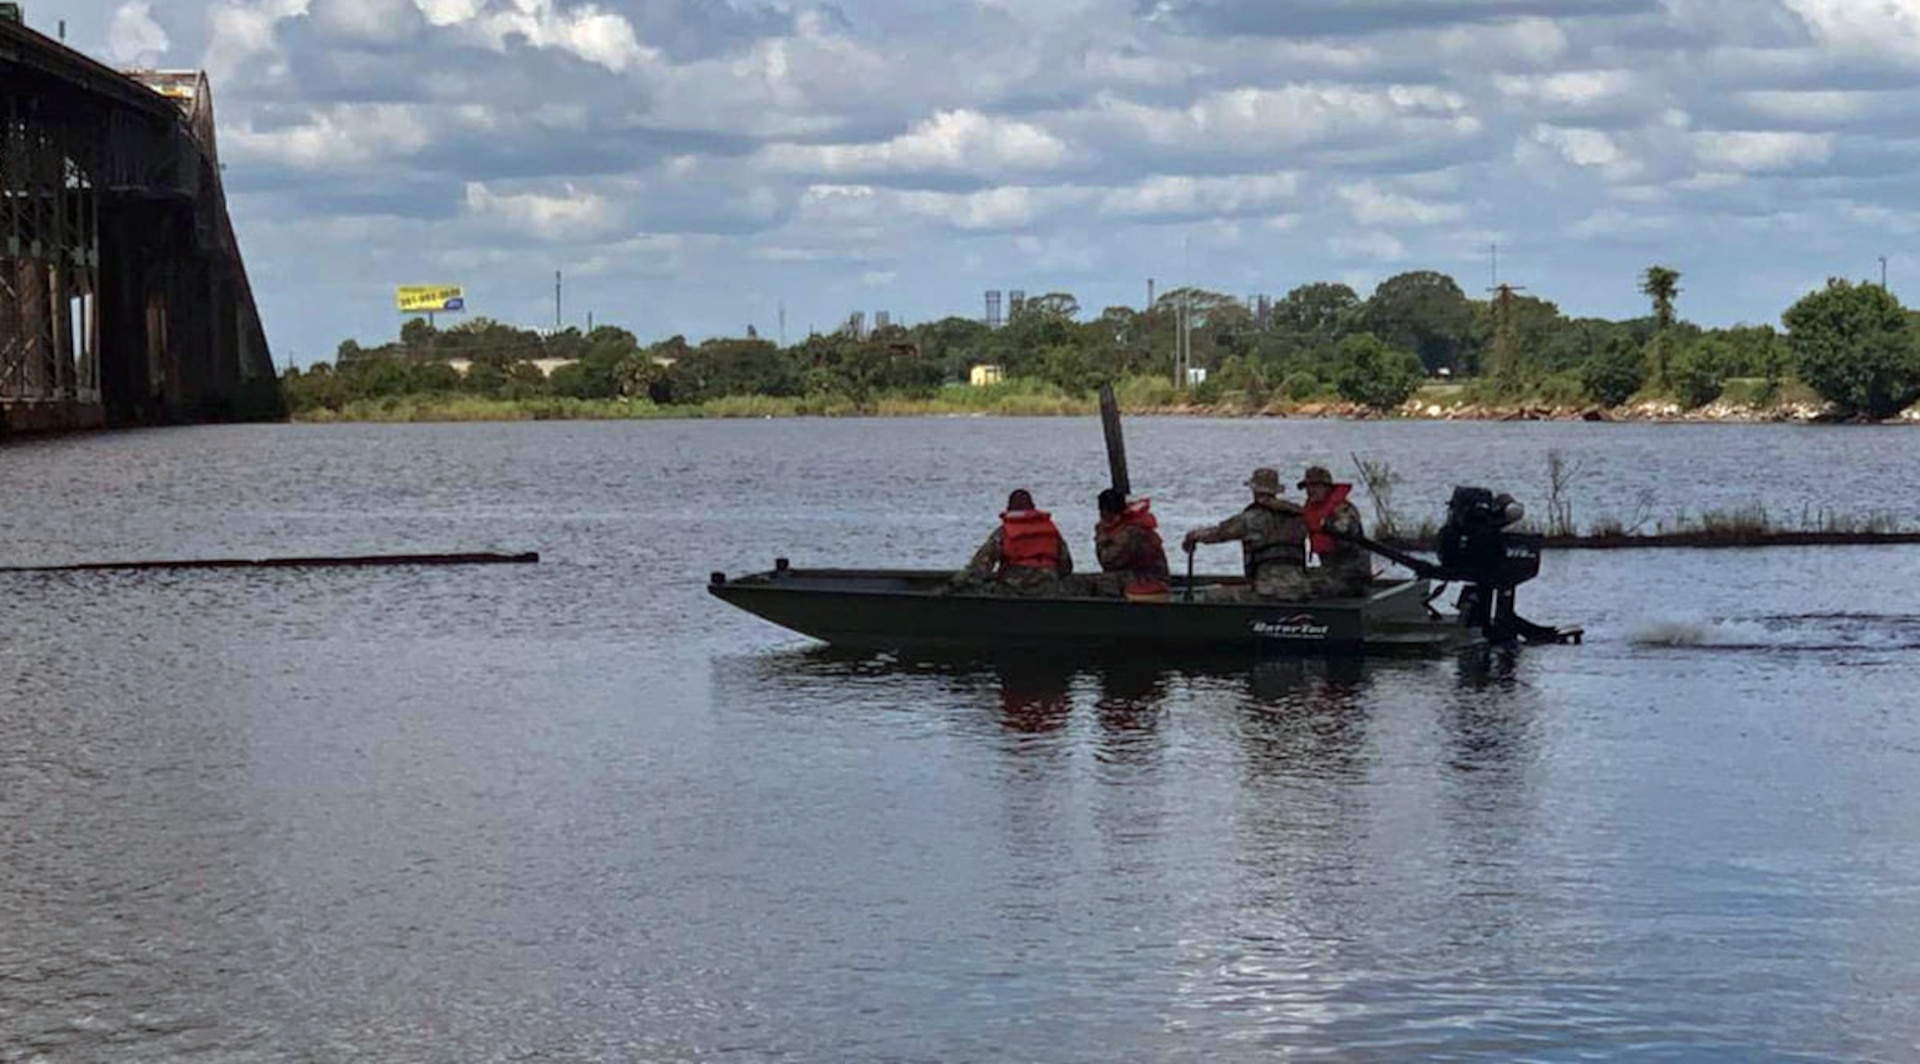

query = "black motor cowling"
[1435,486,1541,590]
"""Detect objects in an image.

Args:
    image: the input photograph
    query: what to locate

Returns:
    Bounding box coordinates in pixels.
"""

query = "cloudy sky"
[39,0,1920,362]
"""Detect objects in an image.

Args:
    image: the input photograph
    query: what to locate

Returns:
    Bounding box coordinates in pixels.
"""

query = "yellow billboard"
[395,285,465,313]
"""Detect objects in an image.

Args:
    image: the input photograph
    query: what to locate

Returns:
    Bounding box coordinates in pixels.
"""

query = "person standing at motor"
[1181,468,1308,601]
[955,489,1073,594]
[1298,465,1371,598]
[1093,488,1171,600]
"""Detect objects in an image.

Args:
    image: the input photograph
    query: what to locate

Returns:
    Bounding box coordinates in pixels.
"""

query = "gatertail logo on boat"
[1252,614,1331,639]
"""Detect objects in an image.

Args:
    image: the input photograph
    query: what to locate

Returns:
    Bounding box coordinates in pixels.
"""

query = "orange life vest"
[1000,510,1064,571]
[1098,499,1170,595]
[1303,483,1354,556]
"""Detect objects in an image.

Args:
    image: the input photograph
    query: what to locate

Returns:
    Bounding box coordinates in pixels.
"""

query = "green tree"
[1272,282,1359,336]
[463,360,508,397]
[400,317,437,350]
[1331,333,1424,410]
[1580,335,1644,407]
[1783,278,1920,418]
[1668,337,1727,409]
[412,361,462,393]
[1360,271,1476,374]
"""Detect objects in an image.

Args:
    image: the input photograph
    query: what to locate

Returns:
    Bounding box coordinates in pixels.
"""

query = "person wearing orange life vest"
[1093,488,1172,600]
[1297,465,1372,598]
[955,488,1074,594]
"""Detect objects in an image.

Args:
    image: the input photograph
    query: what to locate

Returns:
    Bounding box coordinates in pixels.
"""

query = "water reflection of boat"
[708,565,1477,656]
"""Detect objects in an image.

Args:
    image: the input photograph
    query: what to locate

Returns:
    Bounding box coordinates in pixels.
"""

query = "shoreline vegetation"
[286,375,1920,426]
[290,266,1920,429]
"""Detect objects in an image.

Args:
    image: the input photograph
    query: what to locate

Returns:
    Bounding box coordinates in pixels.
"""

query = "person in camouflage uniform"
[954,488,1074,596]
[1090,487,1171,600]
[1181,468,1310,602]
[1298,465,1372,599]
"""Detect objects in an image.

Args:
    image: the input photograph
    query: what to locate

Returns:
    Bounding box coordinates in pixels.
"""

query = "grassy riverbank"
[289,376,1917,425]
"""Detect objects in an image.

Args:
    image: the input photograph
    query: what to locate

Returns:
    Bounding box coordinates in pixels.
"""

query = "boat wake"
[1629,613,1920,653]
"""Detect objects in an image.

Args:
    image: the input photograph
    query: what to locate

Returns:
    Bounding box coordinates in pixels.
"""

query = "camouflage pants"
[1303,566,1371,600]
[954,572,1069,597]
[1204,567,1311,604]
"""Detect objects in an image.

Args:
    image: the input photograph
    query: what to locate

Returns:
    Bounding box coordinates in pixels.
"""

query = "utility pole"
[1175,295,1184,389]
[1489,242,1499,288]
[1880,255,1889,289]
[1486,281,1528,394]
[554,270,562,330]
[779,303,787,347]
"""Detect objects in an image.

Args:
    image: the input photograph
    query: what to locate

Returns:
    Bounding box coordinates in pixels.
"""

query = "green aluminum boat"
[710,485,1582,657]
[710,392,1580,657]
[709,564,1483,654]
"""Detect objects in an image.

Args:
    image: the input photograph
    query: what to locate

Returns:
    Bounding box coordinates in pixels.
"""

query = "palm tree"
[1640,266,1681,332]
[1640,265,1682,389]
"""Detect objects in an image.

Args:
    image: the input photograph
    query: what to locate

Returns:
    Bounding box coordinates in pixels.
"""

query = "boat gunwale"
[710,566,1431,612]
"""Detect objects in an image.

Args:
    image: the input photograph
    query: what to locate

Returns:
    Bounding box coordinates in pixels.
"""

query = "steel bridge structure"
[1,18,281,432]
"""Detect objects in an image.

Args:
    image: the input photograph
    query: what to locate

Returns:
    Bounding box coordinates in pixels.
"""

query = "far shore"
[286,390,1920,426]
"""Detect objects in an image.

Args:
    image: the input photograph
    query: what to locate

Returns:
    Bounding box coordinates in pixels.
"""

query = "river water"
[3,417,1920,1061]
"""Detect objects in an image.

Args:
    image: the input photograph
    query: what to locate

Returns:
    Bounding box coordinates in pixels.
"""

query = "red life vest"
[1000,509,1064,571]
[1098,499,1170,595]
[1303,483,1354,556]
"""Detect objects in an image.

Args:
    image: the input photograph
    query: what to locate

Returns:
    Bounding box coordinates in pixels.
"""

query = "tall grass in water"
[1349,452,1405,542]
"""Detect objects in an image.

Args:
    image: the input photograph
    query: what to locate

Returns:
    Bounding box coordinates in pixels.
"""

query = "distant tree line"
[282,269,1920,419]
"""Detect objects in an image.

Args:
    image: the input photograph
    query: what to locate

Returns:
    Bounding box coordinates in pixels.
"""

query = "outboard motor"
[1330,485,1580,646]
[1431,485,1574,645]
[1437,487,1535,586]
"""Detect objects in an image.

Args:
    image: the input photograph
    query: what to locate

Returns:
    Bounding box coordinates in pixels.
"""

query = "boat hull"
[708,567,1481,655]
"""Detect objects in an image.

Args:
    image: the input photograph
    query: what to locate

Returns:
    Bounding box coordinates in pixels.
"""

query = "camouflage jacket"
[1309,500,1371,590]
[1193,498,1306,583]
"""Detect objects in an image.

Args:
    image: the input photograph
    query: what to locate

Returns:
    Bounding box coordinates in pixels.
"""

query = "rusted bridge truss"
[1,19,281,431]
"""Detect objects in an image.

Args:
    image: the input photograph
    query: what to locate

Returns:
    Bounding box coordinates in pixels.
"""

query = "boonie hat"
[1298,465,1335,489]
[1245,467,1282,494]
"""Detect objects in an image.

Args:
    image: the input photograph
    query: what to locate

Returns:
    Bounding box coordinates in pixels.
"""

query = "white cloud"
[226,105,435,170]
[896,186,1075,231]
[1328,231,1405,261]
[1734,90,1885,127]
[1784,0,1920,60]
[413,0,481,26]
[764,110,1073,178]
[470,0,655,72]
[1077,83,1481,156]
[1493,70,1641,113]
[203,0,310,82]
[314,0,416,40]
[1438,17,1568,66]
[1527,124,1645,181]
[107,1,170,66]
[463,181,626,240]
[1567,209,1678,240]
[1096,173,1300,218]
[1692,130,1834,171]
[1336,182,1467,226]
